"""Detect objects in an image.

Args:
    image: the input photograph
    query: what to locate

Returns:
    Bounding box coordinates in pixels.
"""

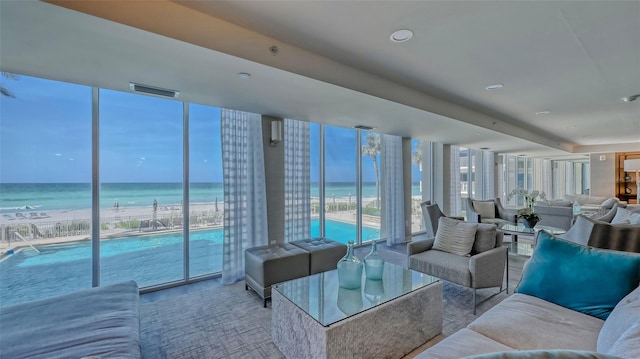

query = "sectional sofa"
[416,227,640,359]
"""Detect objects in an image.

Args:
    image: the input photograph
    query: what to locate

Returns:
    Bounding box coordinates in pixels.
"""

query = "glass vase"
[364,240,385,280]
[337,241,363,289]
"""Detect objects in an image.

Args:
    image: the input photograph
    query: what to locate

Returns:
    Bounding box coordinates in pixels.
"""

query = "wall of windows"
[0,74,225,305]
[499,154,590,206]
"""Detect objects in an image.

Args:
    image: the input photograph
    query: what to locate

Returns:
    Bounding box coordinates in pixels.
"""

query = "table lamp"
[624,159,640,203]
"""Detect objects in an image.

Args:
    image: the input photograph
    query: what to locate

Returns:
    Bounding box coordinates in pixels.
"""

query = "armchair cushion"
[433,217,478,256]
[516,231,640,320]
[472,223,498,254]
[474,200,496,219]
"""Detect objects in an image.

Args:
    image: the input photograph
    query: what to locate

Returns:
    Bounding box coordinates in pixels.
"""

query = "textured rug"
[140,247,527,359]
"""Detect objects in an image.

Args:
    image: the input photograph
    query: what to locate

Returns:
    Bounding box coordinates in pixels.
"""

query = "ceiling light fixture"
[354,125,376,131]
[485,84,504,90]
[480,147,490,150]
[129,83,179,98]
[622,94,640,102]
[238,72,251,79]
[390,29,413,42]
[536,111,550,115]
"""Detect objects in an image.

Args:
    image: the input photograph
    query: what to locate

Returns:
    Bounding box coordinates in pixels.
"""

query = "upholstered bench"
[245,243,310,307]
[290,237,347,274]
[245,238,347,307]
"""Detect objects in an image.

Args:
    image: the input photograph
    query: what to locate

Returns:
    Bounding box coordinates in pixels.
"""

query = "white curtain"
[284,119,310,242]
[380,134,405,245]
[565,162,575,195]
[482,151,495,199]
[221,109,269,285]
[450,146,462,216]
[542,159,553,199]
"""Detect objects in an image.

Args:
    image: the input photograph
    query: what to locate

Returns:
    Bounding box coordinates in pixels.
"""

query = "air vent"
[354,125,376,130]
[129,83,179,98]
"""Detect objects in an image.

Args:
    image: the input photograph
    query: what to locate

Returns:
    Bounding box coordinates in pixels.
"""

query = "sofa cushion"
[611,207,633,224]
[433,217,477,256]
[414,328,514,359]
[630,212,640,225]
[468,293,604,351]
[596,286,640,353]
[409,249,471,287]
[607,320,640,359]
[516,231,640,319]
[474,200,496,219]
[472,223,497,254]
[601,197,618,209]
[462,350,622,359]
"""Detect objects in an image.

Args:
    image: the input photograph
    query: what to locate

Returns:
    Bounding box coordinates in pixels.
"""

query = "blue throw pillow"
[516,231,640,320]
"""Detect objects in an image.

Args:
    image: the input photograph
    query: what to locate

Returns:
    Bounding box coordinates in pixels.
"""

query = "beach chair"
[3,214,15,221]
[15,213,25,219]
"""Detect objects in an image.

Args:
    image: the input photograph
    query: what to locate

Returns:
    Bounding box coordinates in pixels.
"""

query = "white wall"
[589,152,616,197]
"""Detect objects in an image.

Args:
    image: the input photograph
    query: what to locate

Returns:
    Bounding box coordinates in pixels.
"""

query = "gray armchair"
[408,221,507,314]
[465,198,519,225]
[420,201,464,238]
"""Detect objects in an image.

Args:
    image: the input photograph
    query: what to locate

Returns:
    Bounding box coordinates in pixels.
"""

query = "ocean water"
[0,182,422,213]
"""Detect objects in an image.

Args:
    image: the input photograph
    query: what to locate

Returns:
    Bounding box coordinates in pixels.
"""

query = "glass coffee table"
[497,223,566,255]
[271,261,442,359]
[497,223,566,242]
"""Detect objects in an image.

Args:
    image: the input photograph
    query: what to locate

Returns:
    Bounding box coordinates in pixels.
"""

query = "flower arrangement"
[506,189,546,210]
[506,189,546,227]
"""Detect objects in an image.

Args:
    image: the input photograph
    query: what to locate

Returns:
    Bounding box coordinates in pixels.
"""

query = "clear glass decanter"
[364,240,384,280]
[337,240,363,289]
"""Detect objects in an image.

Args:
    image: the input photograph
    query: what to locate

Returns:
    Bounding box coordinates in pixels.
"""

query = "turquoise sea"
[0,182,422,213]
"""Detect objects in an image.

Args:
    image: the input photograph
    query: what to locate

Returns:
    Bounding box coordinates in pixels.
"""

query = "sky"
[1,74,422,183]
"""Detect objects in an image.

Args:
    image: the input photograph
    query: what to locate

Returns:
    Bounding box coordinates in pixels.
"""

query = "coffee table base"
[272,281,443,359]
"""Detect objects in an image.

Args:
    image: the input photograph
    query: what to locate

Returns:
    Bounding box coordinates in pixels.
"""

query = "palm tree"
[1,72,18,98]
[412,140,422,168]
[362,133,381,208]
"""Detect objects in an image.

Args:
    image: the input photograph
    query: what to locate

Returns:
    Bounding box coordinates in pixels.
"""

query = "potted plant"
[518,212,541,228]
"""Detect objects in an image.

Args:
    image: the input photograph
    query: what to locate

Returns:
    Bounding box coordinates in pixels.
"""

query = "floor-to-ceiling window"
[0,75,92,305]
[99,89,184,287]
[188,104,223,277]
[360,131,381,242]
[324,126,357,244]
[411,139,423,233]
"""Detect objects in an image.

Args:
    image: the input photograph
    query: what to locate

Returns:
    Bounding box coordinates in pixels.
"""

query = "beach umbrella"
[215,197,219,212]
[18,205,37,210]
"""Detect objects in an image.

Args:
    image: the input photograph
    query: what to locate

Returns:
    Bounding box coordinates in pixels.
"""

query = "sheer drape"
[450,146,462,216]
[221,109,268,284]
[380,134,405,245]
[483,151,495,199]
[284,119,310,242]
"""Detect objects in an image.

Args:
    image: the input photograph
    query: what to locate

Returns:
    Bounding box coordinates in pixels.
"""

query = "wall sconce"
[270,120,283,147]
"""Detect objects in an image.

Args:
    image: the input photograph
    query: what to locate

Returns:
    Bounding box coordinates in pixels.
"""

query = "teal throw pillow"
[516,231,640,320]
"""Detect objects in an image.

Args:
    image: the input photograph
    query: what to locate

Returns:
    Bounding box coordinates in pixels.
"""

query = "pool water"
[0,219,379,306]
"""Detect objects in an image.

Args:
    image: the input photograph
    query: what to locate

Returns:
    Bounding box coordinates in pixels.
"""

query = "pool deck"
[0,210,392,254]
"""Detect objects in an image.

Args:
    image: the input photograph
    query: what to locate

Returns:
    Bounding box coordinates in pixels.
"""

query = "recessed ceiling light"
[485,84,504,90]
[480,147,490,150]
[390,29,413,42]
[238,72,251,79]
[354,125,376,130]
[536,111,551,115]
[622,94,640,102]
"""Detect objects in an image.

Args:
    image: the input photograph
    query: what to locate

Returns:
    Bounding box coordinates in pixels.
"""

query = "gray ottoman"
[290,237,347,274]
[245,243,309,307]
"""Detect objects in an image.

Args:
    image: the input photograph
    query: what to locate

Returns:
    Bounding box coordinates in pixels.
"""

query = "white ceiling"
[2,0,639,158]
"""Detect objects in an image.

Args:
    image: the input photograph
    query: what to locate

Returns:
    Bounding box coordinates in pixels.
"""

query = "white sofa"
[416,232,640,359]
[0,281,141,359]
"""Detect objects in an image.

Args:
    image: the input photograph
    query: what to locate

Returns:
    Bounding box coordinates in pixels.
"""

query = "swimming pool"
[0,219,379,306]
